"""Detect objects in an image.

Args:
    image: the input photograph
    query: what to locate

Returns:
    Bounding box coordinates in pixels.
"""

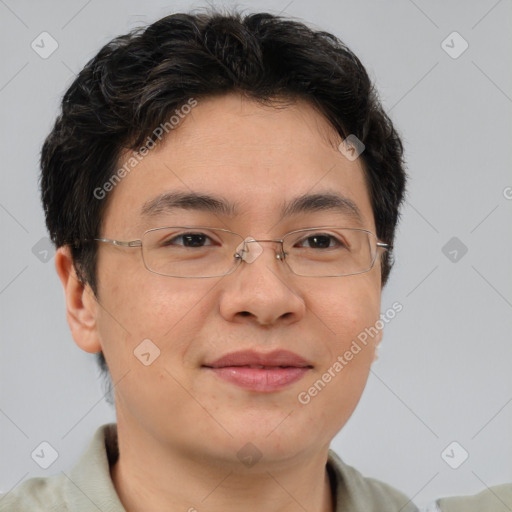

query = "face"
[79,94,383,466]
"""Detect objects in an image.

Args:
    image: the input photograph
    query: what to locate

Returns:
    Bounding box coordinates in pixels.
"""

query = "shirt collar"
[63,423,124,511]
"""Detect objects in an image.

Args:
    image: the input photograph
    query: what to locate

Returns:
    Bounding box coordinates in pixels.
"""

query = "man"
[1,10,419,511]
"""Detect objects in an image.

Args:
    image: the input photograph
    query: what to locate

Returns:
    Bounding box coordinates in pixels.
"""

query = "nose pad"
[235,237,264,263]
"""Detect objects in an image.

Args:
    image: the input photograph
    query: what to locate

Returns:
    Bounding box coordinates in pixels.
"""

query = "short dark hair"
[40,10,406,389]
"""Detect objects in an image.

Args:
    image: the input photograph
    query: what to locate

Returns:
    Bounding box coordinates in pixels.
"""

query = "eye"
[162,232,215,248]
[295,233,347,249]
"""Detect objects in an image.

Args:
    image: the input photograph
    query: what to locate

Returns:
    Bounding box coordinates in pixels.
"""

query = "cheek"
[96,263,222,369]
[307,273,382,353]
[296,278,381,441]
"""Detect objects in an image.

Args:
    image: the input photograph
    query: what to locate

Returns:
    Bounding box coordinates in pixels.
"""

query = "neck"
[110,421,335,512]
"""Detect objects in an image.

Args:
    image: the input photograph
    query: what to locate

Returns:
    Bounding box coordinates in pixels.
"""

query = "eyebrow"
[140,191,364,224]
[282,192,364,224]
[141,191,236,218]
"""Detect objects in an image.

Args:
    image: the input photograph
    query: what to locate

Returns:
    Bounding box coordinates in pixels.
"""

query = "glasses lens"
[142,227,244,278]
[282,228,376,277]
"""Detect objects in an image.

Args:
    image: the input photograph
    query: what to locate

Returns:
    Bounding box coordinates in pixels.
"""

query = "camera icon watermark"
[441,31,468,59]
[31,31,59,59]
[338,134,365,161]
[236,238,263,264]
[134,338,161,366]
[441,441,469,469]
[237,442,263,467]
[31,441,59,469]
[32,236,55,263]
[442,236,468,263]
[503,186,512,200]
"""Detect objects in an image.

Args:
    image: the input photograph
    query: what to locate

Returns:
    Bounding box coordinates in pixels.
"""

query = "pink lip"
[203,350,313,392]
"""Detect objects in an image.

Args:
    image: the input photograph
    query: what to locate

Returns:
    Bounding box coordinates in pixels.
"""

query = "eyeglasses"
[94,226,389,278]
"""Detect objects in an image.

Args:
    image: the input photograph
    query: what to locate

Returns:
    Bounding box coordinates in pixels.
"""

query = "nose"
[219,239,306,326]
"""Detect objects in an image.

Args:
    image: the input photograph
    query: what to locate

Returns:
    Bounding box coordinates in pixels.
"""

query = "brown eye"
[161,233,214,248]
[296,234,346,249]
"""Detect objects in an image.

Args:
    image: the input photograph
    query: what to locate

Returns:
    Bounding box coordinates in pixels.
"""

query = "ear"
[55,246,102,354]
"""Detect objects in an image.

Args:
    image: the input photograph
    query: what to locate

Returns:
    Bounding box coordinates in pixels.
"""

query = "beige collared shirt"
[430,485,512,512]
[0,423,418,511]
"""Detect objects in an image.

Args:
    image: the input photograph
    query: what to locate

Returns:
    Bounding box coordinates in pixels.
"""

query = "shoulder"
[0,474,69,512]
[434,483,512,512]
[327,449,418,512]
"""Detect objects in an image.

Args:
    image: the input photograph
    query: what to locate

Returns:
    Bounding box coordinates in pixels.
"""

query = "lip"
[203,350,313,392]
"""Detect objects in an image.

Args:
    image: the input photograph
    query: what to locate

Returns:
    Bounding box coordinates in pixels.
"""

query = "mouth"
[202,350,313,392]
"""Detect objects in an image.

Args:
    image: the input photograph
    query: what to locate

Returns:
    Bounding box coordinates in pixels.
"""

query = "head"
[42,10,406,466]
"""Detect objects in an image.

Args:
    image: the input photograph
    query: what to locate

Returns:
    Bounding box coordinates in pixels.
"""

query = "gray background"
[1,0,511,509]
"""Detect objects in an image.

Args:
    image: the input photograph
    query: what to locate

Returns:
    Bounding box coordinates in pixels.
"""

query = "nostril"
[240,311,251,317]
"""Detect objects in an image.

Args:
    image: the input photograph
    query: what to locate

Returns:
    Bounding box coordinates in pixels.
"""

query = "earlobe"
[55,246,102,354]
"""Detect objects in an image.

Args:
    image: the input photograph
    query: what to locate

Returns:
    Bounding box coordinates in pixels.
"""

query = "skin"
[56,93,384,512]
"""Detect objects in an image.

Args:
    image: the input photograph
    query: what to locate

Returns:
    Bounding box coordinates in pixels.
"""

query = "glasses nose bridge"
[238,237,286,264]
[250,237,283,245]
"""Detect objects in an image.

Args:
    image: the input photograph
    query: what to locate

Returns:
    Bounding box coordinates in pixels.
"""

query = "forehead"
[102,94,375,235]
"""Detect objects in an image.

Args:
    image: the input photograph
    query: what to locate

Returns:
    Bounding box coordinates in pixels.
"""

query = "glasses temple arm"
[94,238,142,248]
